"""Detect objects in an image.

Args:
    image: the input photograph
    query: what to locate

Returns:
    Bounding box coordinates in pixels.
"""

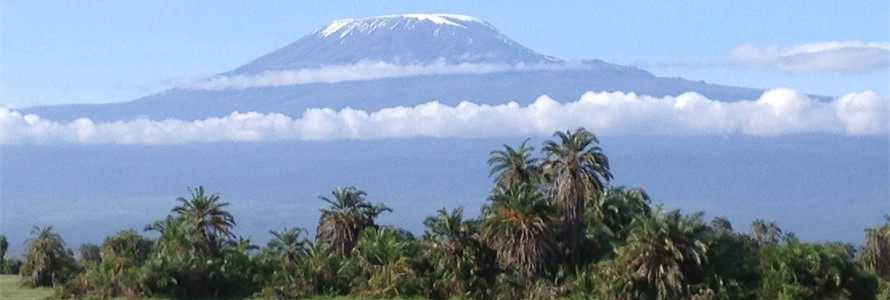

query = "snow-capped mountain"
[21,14,765,122]
[231,14,559,74]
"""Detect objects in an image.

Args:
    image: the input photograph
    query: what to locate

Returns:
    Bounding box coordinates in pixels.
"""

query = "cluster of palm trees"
[4,127,890,299]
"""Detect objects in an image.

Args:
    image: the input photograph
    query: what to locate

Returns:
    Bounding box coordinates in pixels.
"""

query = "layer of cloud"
[176,61,585,90]
[1,89,886,145]
[730,41,890,72]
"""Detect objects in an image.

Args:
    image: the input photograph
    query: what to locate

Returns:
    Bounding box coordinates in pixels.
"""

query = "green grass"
[0,274,54,300]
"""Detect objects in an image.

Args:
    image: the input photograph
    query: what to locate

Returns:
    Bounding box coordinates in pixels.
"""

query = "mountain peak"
[316,14,487,38]
[230,14,559,74]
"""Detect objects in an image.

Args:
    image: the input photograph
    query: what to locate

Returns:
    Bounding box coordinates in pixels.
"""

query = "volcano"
[22,14,764,122]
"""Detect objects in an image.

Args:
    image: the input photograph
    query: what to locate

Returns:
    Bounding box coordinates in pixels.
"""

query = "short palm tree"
[862,216,890,279]
[20,226,77,287]
[268,227,310,266]
[541,127,613,267]
[171,186,236,253]
[423,207,475,269]
[597,186,652,241]
[603,209,708,299]
[750,219,782,245]
[317,187,391,256]
[480,184,558,277]
[488,139,539,191]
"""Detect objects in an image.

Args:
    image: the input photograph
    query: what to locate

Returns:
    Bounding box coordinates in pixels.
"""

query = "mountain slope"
[21,14,766,122]
[230,14,558,74]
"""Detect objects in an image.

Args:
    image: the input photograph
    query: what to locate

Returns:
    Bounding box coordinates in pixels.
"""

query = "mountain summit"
[230,14,559,74]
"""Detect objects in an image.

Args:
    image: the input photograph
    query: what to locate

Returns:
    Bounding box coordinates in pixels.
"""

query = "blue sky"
[1,1,888,108]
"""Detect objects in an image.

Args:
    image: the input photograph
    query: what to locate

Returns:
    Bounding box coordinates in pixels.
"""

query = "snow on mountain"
[230,14,559,74]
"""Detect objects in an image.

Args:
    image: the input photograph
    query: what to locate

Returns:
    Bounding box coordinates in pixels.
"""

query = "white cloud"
[1,89,886,145]
[176,61,586,90]
[730,41,890,72]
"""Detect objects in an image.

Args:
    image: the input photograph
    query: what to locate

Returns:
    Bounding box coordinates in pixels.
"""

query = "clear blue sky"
[2,1,888,107]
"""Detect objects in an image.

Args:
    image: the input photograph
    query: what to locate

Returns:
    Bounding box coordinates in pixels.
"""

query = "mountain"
[21,14,765,122]
[231,14,559,74]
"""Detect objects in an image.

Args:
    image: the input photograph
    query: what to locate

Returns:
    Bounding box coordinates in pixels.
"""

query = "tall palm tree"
[171,186,236,253]
[480,184,558,277]
[317,187,391,256]
[488,139,539,191]
[541,127,613,267]
[268,227,310,266]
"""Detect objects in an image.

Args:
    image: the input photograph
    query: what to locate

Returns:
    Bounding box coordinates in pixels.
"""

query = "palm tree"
[601,209,708,299]
[0,235,8,263]
[751,219,782,244]
[268,227,310,266]
[480,184,557,277]
[541,127,613,267]
[317,186,391,256]
[709,216,733,232]
[170,186,236,253]
[488,139,539,191]
[20,226,77,287]
[353,226,422,298]
[78,243,102,263]
[862,216,890,279]
[423,207,474,270]
[597,186,652,241]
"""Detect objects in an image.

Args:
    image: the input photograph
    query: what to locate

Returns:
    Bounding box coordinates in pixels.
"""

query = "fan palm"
[481,184,558,277]
[488,139,539,191]
[170,186,236,253]
[541,127,613,267]
[317,186,391,256]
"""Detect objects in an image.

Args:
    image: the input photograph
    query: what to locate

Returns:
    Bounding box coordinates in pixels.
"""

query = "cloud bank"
[1,89,886,145]
[730,41,890,72]
[176,61,584,90]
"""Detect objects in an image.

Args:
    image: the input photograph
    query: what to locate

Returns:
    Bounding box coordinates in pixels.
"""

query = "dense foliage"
[4,128,887,299]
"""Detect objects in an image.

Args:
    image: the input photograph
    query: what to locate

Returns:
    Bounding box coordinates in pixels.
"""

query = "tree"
[267,227,310,267]
[751,219,782,245]
[541,127,613,267]
[709,216,733,232]
[597,209,708,299]
[0,235,8,262]
[317,187,391,256]
[20,226,78,287]
[170,186,236,253]
[480,184,557,277]
[352,226,422,298]
[861,216,890,280]
[78,243,102,264]
[488,139,539,191]
[597,186,652,242]
[757,241,878,299]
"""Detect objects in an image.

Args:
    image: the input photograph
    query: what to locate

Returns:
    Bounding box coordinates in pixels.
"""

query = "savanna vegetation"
[1,128,888,299]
